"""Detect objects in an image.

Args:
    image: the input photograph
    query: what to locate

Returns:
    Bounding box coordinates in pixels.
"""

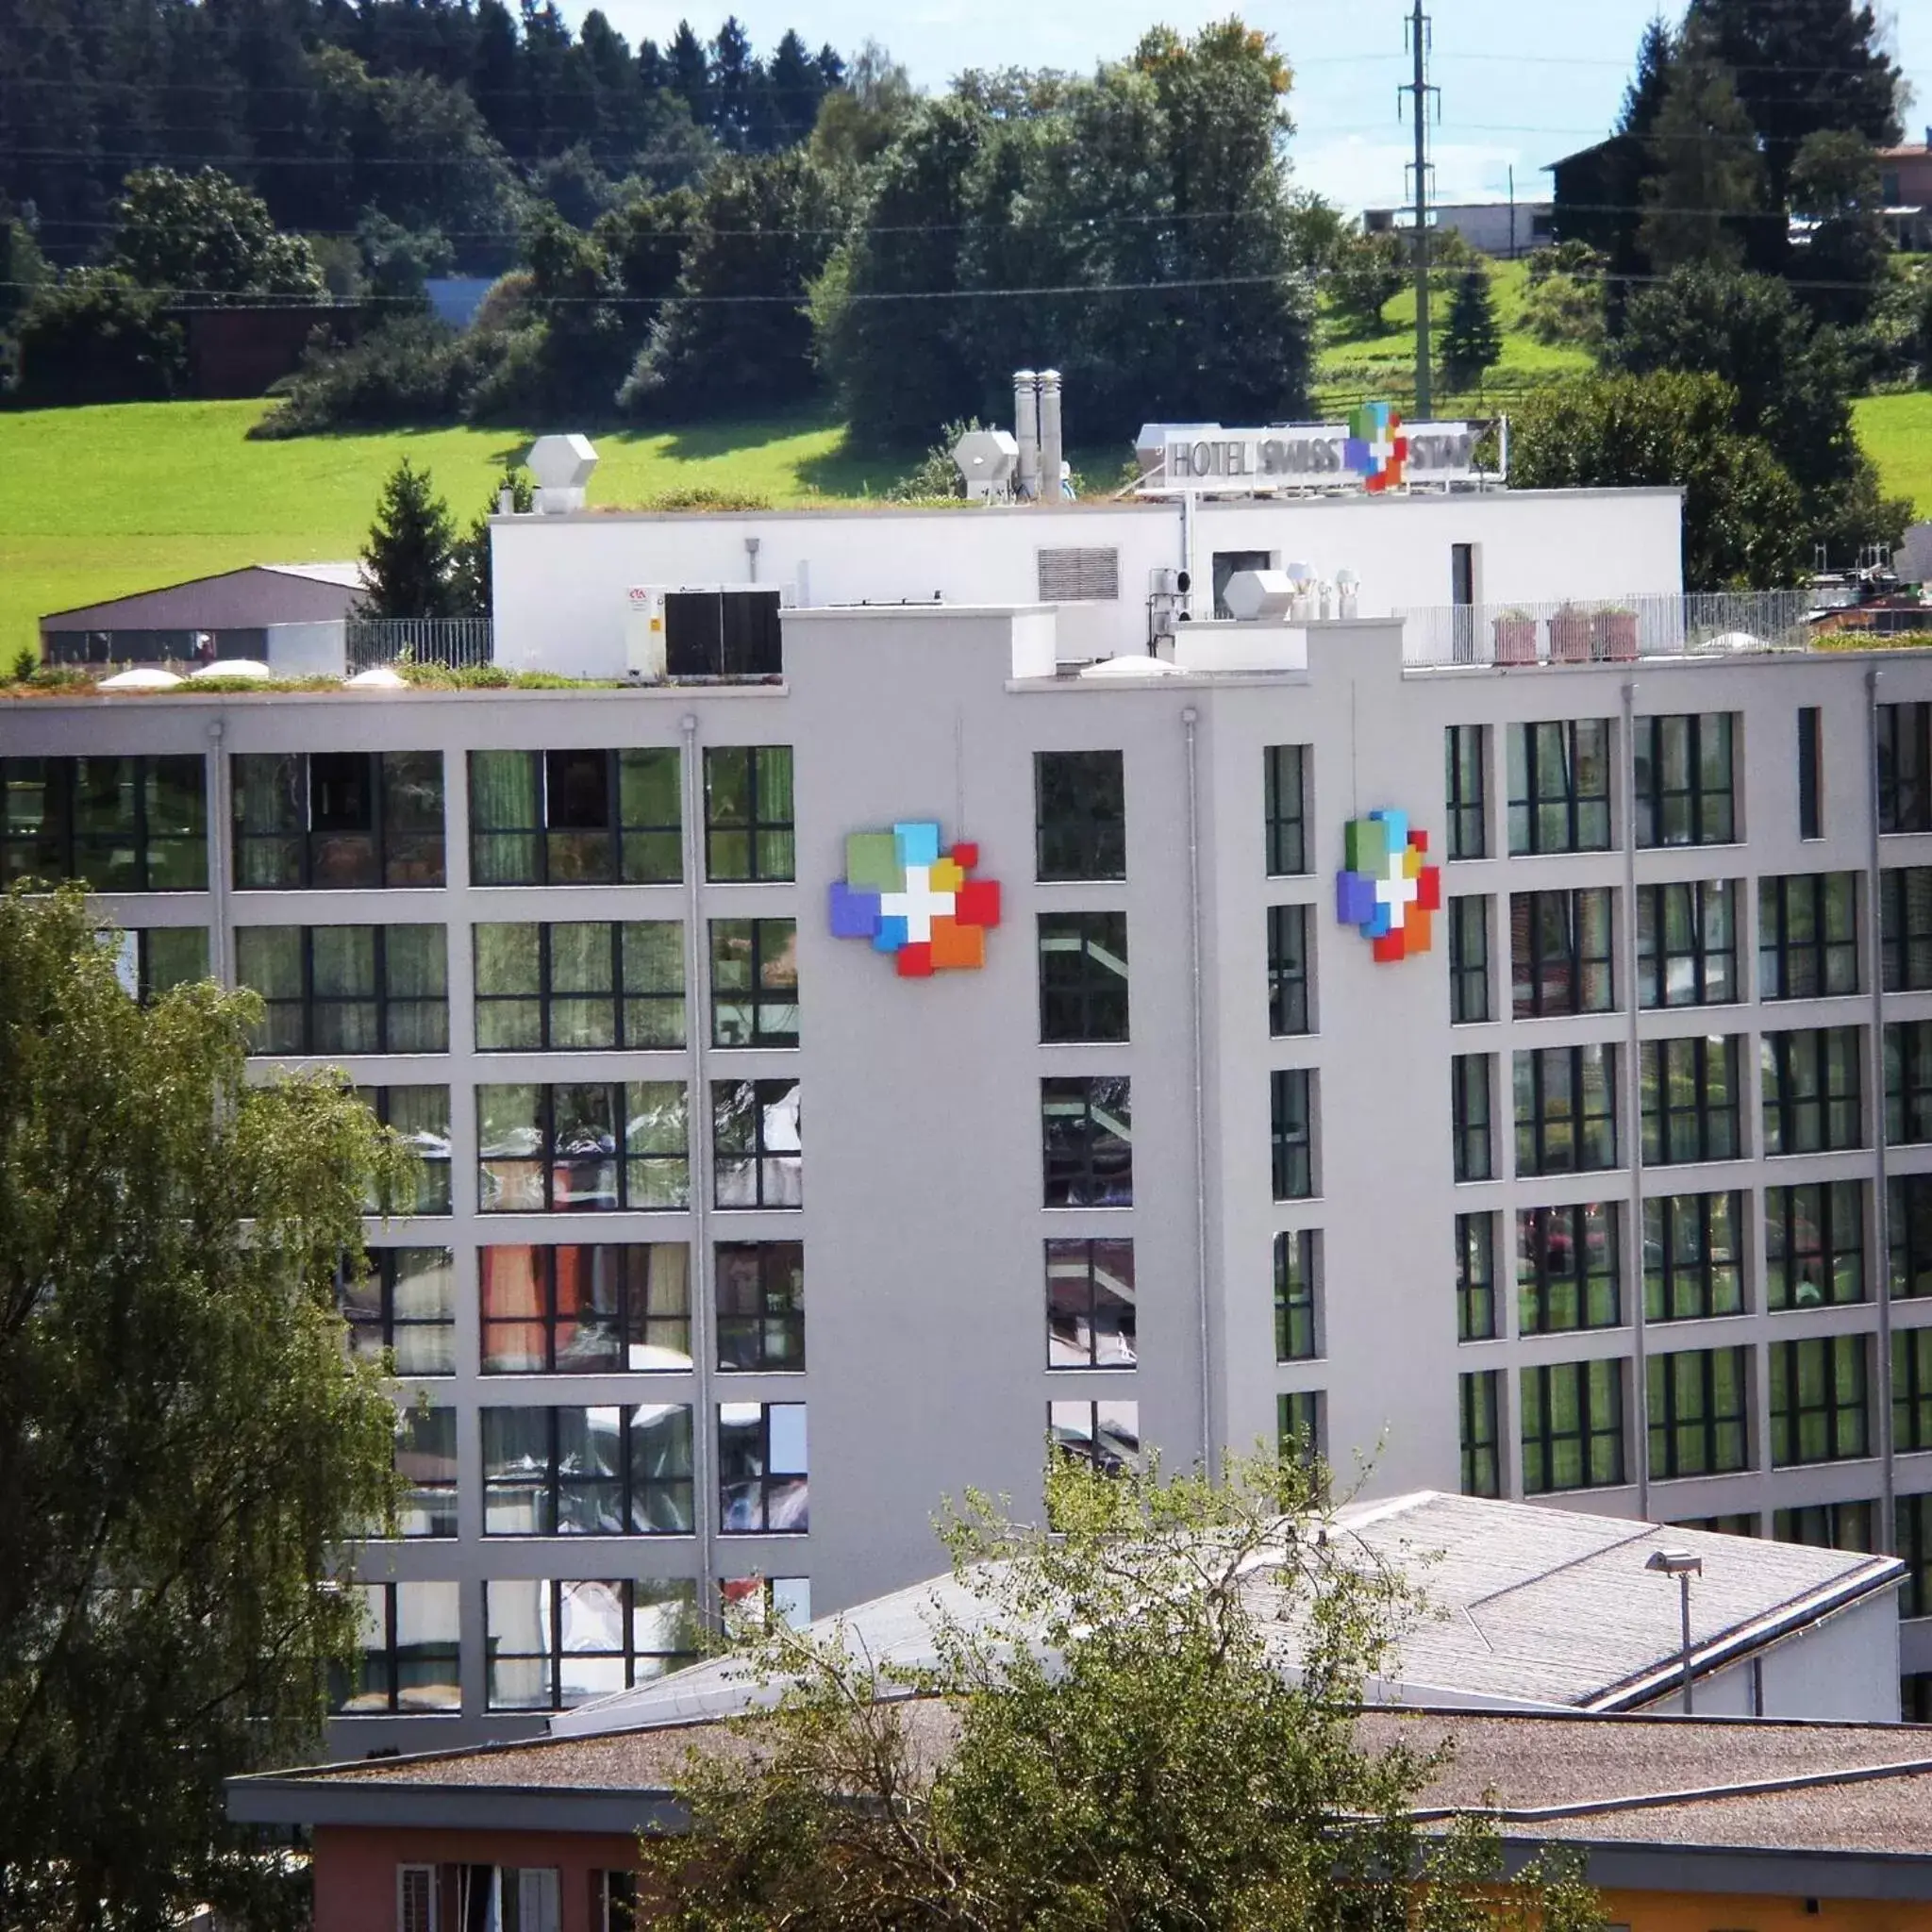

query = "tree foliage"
[358,458,458,618]
[641,1449,1607,1932]
[1330,228,1408,337]
[0,889,407,1932]
[107,167,325,298]
[1636,32,1765,274]
[1441,264,1503,392]
[11,270,185,405]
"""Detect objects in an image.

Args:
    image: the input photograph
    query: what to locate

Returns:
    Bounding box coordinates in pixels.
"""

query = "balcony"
[1400,591,1813,669]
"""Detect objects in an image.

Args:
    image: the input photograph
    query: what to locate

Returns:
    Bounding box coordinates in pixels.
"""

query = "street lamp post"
[1647,1548,1703,1713]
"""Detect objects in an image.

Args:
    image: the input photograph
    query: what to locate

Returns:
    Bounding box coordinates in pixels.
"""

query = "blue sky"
[578,0,1932,216]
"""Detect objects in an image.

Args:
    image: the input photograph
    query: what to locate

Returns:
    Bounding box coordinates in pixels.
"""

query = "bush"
[249,314,494,437]
[628,484,774,511]
[11,271,185,405]
[887,418,979,500]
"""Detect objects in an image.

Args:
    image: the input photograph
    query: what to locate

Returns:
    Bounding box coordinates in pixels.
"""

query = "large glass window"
[1510,888,1614,1018]
[1270,1069,1314,1201]
[106,925,209,1002]
[1274,1229,1319,1361]
[480,1244,691,1372]
[1636,880,1738,1008]
[1895,1328,1932,1452]
[1889,1021,1932,1145]
[1036,750,1125,882]
[1265,906,1310,1037]
[1769,1335,1870,1465]
[712,1078,803,1209]
[1759,873,1858,1000]
[329,1581,459,1714]
[718,1401,808,1533]
[1263,745,1308,876]
[1513,1044,1619,1175]
[477,1082,689,1212]
[1452,1054,1493,1183]
[1640,1034,1741,1165]
[1046,1238,1136,1368]
[1877,702,1932,834]
[1897,1496,1932,1620]
[1041,1075,1132,1207]
[0,754,207,891]
[1456,1212,1497,1341]
[237,924,447,1055]
[1774,1502,1875,1552]
[1633,714,1736,847]
[1891,1174,1932,1301]
[1762,1026,1865,1155]
[715,1241,806,1372]
[1643,1192,1743,1322]
[1041,911,1130,1043]
[1648,1347,1749,1478]
[710,919,798,1049]
[232,750,443,888]
[482,1404,694,1533]
[1053,1399,1141,1474]
[469,747,680,885]
[704,746,794,883]
[1766,1181,1865,1310]
[393,1407,458,1539]
[357,1084,452,1215]
[341,1246,455,1376]
[485,1578,700,1711]
[1799,706,1823,841]
[1882,869,1932,991]
[1448,896,1490,1025]
[1445,724,1487,861]
[475,923,685,1052]
[1460,1372,1502,1497]
[1506,720,1611,856]
[1522,1359,1624,1493]
[1516,1203,1620,1334]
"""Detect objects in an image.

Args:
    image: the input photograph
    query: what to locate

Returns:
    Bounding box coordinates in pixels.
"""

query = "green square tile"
[845,831,903,892]
[1345,817,1388,875]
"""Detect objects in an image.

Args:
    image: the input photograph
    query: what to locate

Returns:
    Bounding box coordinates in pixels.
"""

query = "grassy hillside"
[1854,391,1932,521]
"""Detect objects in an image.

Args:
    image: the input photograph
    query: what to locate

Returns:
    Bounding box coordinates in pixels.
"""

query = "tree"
[1441,263,1503,391]
[358,458,458,617]
[1329,227,1407,336]
[12,270,185,405]
[641,1449,1607,1931]
[1509,369,1808,589]
[451,464,534,616]
[108,166,325,298]
[667,21,710,119]
[1637,34,1765,272]
[0,889,406,1931]
[1788,128,1890,325]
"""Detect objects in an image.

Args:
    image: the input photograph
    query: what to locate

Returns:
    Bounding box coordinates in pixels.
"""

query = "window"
[106,925,208,1002]
[0,754,207,890]
[1445,724,1487,860]
[1640,1035,1742,1165]
[1506,720,1611,855]
[720,1575,812,1630]
[358,1085,451,1215]
[484,1578,699,1710]
[341,1246,455,1375]
[1891,1175,1932,1300]
[1633,714,1736,847]
[1774,1502,1876,1553]
[399,1866,437,1932]
[1877,702,1932,834]
[1898,1495,1932,1619]
[1521,1360,1624,1493]
[394,1408,458,1538]
[482,1404,694,1533]
[710,919,799,1048]
[1456,1212,1497,1341]
[718,1401,808,1532]
[1766,1181,1865,1309]
[1517,1203,1620,1334]
[1452,1055,1493,1183]
[1211,548,1272,618]
[480,1245,691,1373]
[1041,911,1130,1042]
[232,750,443,889]
[1043,1075,1132,1207]
[470,747,681,886]
[1636,880,1738,1008]
[475,923,685,1052]
[1513,1044,1619,1175]
[235,924,447,1055]
[703,745,795,882]
[1053,1399,1141,1474]
[1448,896,1490,1024]
[1759,873,1858,1000]
[1460,1372,1502,1497]
[1510,888,1614,1017]
[1761,1026,1865,1155]
[1266,906,1311,1036]
[1276,1392,1323,1470]
[716,1241,806,1372]
[1047,1238,1136,1368]
[1263,745,1308,876]
[1270,1069,1314,1201]
[478,1083,689,1212]
[1274,1229,1319,1360]
[1643,1193,1743,1321]
[330,1580,459,1714]
[1907,1674,1932,1723]
[1769,1335,1870,1465]
[1799,706,1823,840]
[713,1078,803,1208]
[1673,1514,1757,1538]
[1883,869,1932,991]
[1890,1022,1932,1145]
[1037,750,1126,882]
[1648,1347,1748,1478]
[1896,1329,1932,1452]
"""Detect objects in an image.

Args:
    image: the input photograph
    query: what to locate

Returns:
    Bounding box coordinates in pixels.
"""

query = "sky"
[574,0,1932,216]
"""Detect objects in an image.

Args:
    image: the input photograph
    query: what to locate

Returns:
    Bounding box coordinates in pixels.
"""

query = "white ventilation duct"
[1013,371,1041,501]
[527,433,599,514]
[1038,369,1063,502]
[1222,569,1295,623]
[953,427,1019,502]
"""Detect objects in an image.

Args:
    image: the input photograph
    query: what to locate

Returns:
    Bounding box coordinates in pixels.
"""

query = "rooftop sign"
[1138,406,1491,495]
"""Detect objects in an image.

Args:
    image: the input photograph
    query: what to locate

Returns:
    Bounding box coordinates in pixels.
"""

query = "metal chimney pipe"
[1013,370,1041,501]
[1038,369,1063,504]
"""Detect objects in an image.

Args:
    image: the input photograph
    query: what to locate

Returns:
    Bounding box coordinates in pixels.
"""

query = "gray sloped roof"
[40,563,363,631]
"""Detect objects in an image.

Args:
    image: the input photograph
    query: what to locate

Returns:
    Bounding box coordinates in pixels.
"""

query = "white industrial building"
[10,425,1932,1751]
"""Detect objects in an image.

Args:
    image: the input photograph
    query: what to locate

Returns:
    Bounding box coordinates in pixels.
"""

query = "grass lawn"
[1854,391,1932,520]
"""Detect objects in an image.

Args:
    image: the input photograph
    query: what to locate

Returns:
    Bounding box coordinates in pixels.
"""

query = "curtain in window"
[470,750,541,883]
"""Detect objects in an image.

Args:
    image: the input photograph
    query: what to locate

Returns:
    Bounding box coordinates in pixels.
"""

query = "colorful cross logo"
[828,822,1002,977]
[1336,810,1440,961]
[1344,401,1407,493]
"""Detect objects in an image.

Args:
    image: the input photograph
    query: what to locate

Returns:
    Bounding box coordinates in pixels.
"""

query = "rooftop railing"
[346,617,494,674]
[1399,591,1813,669]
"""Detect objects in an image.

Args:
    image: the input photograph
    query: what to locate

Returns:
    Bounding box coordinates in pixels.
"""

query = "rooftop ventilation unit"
[952,427,1019,502]
[1222,569,1295,623]
[528,433,598,514]
[625,584,785,682]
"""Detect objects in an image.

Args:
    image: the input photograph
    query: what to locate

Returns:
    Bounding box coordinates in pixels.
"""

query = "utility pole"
[1400,0,1439,417]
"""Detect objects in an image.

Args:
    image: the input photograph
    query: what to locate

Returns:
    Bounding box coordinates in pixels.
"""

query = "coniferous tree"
[667,22,710,122]
[358,458,458,617]
[451,465,534,617]
[1638,33,1765,272]
[1440,263,1503,391]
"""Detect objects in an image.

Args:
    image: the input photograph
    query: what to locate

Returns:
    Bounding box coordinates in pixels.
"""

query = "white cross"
[1369,428,1396,468]
[1374,855,1419,916]
[880,864,957,942]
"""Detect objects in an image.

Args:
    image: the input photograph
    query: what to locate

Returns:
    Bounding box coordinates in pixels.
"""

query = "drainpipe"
[1179,492,1198,618]
[1622,679,1650,1519]
[1183,706,1212,1473]
[206,716,230,983]
[744,536,760,585]
[1869,668,1896,1550]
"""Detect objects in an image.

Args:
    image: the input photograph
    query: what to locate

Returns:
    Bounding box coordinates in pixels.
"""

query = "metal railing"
[1399,591,1814,669]
[345,617,494,673]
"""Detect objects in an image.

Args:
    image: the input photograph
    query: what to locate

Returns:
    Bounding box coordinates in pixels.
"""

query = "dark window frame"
[1648,1345,1749,1479]
[329,1580,460,1715]
[1799,706,1823,841]
[1769,1334,1870,1466]
[1263,744,1309,877]
[468,746,682,887]
[703,745,795,884]
[483,1576,700,1711]
[1762,1025,1866,1155]
[1766,1180,1866,1310]
[1506,719,1612,856]
[1052,1398,1143,1476]
[711,1078,803,1210]
[1036,750,1126,883]
[1633,712,1737,849]
[1271,1068,1315,1201]
[1510,887,1614,1018]
[358,1083,452,1216]
[710,917,799,1049]
[477,1081,691,1214]
[1046,1237,1137,1369]
[1889,1021,1932,1146]
[340,1245,456,1378]
[479,1242,693,1374]
[1456,1211,1497,1341]
[1895,1328,1932,1453]
[715,1241,806,1372]
[1643,1191,1744,1322]
[1041,1075,1134,1208]
[1878,702,1932,835]
[1266,904,1311,1037]
[1274,1228,1320,1361]
[1641,1033,1742,1166]
[1897,1494,1932,1619]
[1758,872,1859,1001]
[1516,1202,1621,1335]
[1774,1501,1875,1552]
[236,923,449,1056]
[1891,1174,1932,1301]
[0,753,208,891]
[232,749,444,890]
[1881,868,1932,991]
[475,921,686,1053]
[1445,724,1487,861]
[1448,895,1491,1025]
[1522,1358,1625,1494]
[1513,1043,1620,1176]
[1040,910,1131,1043]
[1460,1371,1502,1497]
[1453,1054,1494,1183]
[718,1399,809,1533]
[392,1407,458,1539]
[481,1402,695,1535]
[1277,1391,1324,1471]
[1636,879,1739,1008]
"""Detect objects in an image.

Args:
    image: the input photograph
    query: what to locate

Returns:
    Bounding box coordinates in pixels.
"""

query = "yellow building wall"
[1604,1890,1932,1932]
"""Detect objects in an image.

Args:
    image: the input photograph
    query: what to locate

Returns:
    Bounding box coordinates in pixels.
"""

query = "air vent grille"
[1036,547,1120,603]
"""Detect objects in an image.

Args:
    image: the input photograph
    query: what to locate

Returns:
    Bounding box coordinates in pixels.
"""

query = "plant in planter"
[1492,608,1539,664]
[1591,604,1639,661]
[1550,602,1591,663]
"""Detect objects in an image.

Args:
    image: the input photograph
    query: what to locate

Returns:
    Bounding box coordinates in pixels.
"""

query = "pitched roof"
[39,563,362,630]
